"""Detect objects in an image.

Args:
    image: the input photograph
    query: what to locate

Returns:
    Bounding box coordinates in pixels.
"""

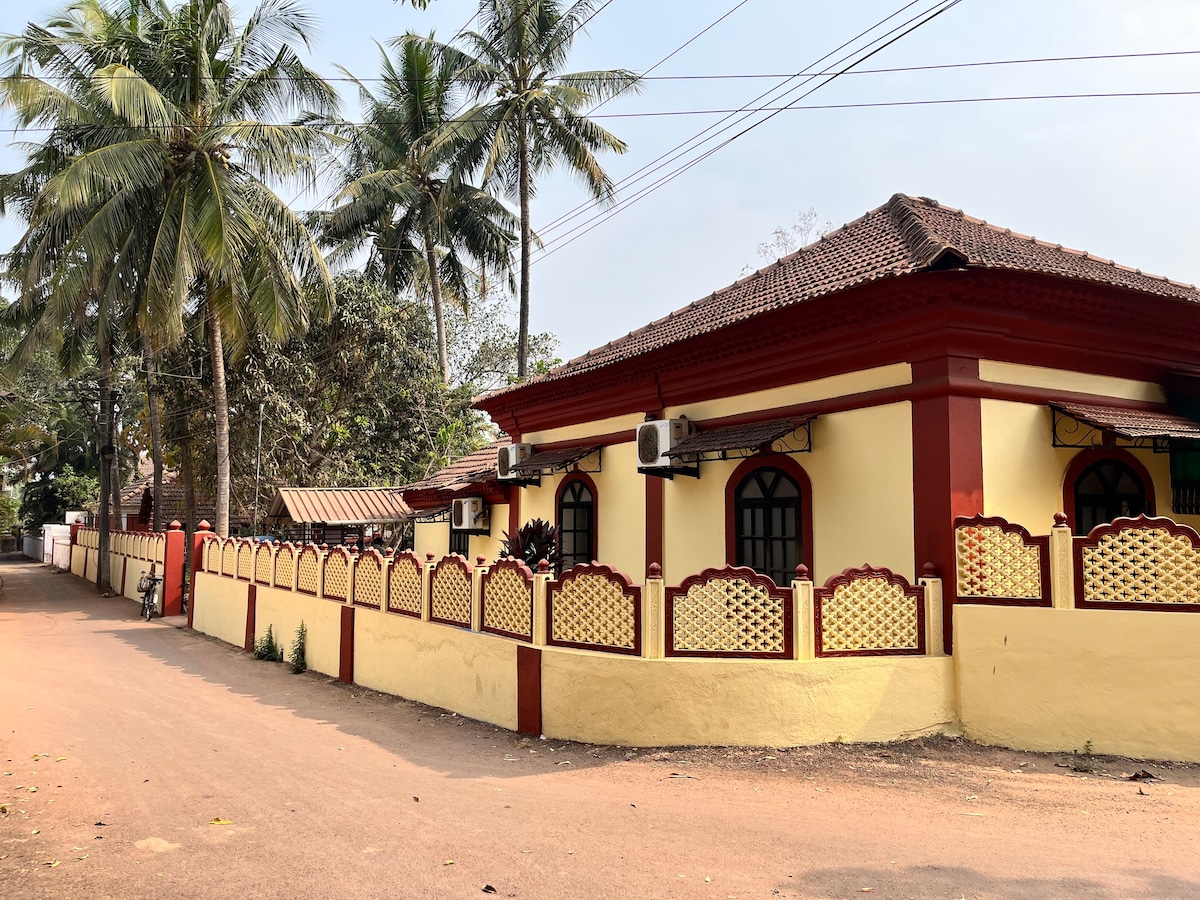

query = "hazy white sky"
[3,0,1200,364]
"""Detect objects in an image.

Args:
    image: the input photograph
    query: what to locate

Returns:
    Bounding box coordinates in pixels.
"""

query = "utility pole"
[252,402,264,537]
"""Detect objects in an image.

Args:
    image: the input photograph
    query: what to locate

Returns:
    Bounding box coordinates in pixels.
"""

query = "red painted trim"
[645,475,663,573]
[723,454,815,575]
[120,556,128,597]
[912,357,984,654]
[429,554,473,629]
[387,551,424,618]
[244,584,257,653]
[339,604,355,683]
[556,471,599,565]
[547,563,643,655]
[813,566,927,657]
[665,565,794,659]
[479,269,1200,433]
[480,558,535,642]
[524,429,631,452]
[516,645,543,736]
[1073,515,1200,611]
[161,527,185,616]
[1062,447,1157,534]
[507,485,521,541]
[952,514,1052,607]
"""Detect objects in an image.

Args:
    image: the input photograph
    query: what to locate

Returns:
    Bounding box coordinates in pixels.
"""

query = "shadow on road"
[3,556,621,782]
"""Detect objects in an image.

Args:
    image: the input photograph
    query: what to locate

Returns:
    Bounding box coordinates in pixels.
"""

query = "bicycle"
[137,571,163,621]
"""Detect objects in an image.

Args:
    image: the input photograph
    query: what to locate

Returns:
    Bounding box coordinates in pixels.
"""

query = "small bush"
[254,624,282,661]
[290,621,307,674]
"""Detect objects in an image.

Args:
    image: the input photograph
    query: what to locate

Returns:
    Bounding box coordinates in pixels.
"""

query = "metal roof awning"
[267,487,413,526]
[511,445,601,477]
[1049,401,1200,451]
[665,416,815,461]
[410,504,451,522]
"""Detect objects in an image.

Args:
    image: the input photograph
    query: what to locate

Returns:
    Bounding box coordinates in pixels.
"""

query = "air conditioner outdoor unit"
[451,497,488,531]
[636,418,690,469]
[496,443,535,480]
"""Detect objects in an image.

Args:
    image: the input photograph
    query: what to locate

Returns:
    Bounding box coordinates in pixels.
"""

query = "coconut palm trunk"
[423,223,451,385]
[96,328,114,591]
[208,304,231,537]
[141,330,164,532]
[517,130,532,379]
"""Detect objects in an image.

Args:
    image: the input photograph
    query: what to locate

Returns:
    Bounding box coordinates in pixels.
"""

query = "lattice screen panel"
[820,577,919,653]
[237,541,253,580]
[355,556,384,608]
[222,541,238,577]
[255,544,274,584]
[1082,528,1200,605]
[482,567,533,640]
[671,577,785,654]
[955,524,1042,599]
[274,546,295,588]
[550,574,637,651]
[297,549,320,595]
[388,555,423,616]
[431,564,471,627]
[323,553,350,601]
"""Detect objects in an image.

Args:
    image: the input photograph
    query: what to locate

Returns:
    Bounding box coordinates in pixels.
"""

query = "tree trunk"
[96,328,113,592]
[141,330,164,532]
[181,436,197,582]
[208,304,231,537]
[517,126,532,380]
[423,223,451,386]
[110,414,122,530]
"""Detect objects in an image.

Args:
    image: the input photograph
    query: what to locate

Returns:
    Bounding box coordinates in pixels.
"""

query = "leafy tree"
[19,463,98,530]
[444,292,558,391]
[422,0,640,378]
[320,36,516,385]
[0,0,340,538]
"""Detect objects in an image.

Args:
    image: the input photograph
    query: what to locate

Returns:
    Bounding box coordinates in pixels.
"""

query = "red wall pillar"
[911,356,984,653]
[159,521,186,616]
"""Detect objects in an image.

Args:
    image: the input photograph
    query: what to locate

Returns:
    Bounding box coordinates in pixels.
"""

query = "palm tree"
[320,35,516,385]
[0,0,339,537]
[418,0,640,378]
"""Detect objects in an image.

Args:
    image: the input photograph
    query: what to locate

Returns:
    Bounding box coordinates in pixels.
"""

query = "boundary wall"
[68,522,186,615]
[188,526,952,747]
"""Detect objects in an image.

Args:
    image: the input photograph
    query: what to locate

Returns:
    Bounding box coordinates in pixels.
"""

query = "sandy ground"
[2,554,1199,899]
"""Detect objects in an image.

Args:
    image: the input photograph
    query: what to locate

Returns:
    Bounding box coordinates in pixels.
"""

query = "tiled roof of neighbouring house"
[266,487,412,526]
[485,193,1200,398]
[400,440,508,496]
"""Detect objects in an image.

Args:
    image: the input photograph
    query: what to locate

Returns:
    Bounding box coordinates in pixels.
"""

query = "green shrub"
[290,621,307,674]
[254,624,282,661]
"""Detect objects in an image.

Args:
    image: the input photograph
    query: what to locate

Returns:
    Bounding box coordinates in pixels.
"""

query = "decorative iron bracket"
[1051,408,1173,452]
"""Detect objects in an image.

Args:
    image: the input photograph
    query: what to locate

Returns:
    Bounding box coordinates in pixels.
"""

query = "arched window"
[727,459,811,586]
[1070,454,1151,535]
[557,476,596,570]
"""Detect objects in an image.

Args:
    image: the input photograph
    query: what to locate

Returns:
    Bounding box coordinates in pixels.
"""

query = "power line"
[535,0,966,261]
[533,0,934,241]
[10,47,1198,84]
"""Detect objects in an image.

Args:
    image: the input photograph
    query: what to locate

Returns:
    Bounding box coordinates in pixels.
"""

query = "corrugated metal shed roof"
[266,487,412,526]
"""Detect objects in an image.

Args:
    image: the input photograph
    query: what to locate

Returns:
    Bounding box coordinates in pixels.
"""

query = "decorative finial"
[426,552,435,562]
[169,520,182,531]
[538,559,550,574]
[795,564,810,581]
[197,520,212,532]
[648,562,662,579]
[921,562,939,578]
[476,555,486,566]
[1053,512,1068,527]
[319,543,328,551]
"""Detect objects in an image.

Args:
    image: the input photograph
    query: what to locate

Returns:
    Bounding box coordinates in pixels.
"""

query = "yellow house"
[406,192,1200,654]
[189,193,1200,757]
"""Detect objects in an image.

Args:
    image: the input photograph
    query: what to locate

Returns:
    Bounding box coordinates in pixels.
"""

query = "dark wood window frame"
[556,473,598,570]
[1063,448,1156,535]
[725,455,814,585]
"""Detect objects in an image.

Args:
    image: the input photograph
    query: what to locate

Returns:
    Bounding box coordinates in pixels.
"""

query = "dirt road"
[2,555,1199,899]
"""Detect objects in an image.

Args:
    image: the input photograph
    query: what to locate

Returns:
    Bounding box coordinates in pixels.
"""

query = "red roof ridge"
[478,192,1200,403]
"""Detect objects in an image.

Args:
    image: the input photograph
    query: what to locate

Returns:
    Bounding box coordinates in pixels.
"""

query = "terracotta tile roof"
[92,470,216,527]
[266,487,412,525]
[401,440,508,495]
[485,193,1200,398]
[665,417,813,458]
[511,445,600,476]
[1051,402,1200,441]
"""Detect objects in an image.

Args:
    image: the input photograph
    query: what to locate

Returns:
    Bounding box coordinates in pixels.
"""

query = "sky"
[2,0,1200,365]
